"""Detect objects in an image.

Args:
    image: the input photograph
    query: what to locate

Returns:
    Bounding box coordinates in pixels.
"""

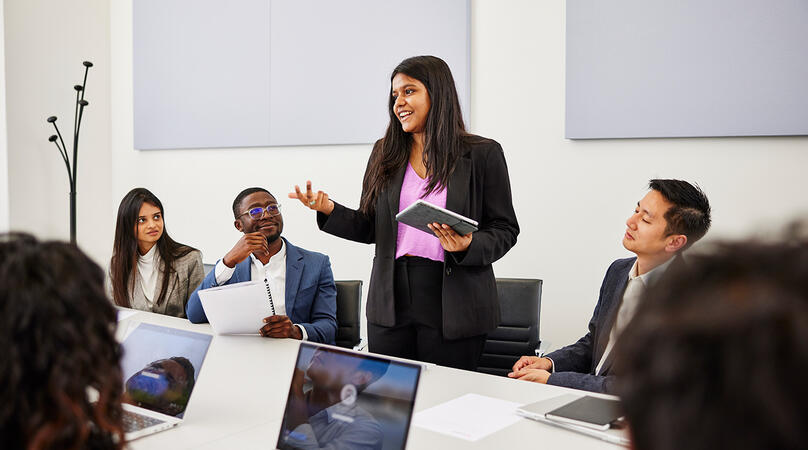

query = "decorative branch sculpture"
[46,61,93,244]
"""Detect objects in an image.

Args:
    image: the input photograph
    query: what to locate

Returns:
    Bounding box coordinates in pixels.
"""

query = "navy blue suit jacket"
[185,238,337,344]
[545,257,635,394]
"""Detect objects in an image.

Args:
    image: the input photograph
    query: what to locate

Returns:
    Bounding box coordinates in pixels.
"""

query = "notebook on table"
[119,322,213,440]
[277,342,422,450]
[198,279,278,335]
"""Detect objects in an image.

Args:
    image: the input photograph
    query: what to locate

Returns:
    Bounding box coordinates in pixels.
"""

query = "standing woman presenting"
[290,56,519,370]
[110,188,204,318]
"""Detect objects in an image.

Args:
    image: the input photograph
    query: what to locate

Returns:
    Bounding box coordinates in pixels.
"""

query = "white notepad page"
[197,280,274,335]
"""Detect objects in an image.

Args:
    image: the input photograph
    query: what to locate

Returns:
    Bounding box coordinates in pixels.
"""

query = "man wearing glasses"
[186,188,337,344]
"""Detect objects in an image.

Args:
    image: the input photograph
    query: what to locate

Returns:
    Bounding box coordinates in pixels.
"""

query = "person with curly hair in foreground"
[0,233,125,449]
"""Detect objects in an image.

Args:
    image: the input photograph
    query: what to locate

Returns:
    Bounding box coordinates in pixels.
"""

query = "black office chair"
[203,263,215,276]
[335,280,365,351]
[477,278,542,377]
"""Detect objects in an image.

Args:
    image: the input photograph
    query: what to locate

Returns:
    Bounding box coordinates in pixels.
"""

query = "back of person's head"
[232,187,273,219]
[0,233,124,449]
[648,179,711,248]
[616,233,808,450]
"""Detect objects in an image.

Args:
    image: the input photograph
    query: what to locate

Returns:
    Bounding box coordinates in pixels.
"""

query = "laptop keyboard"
[123,409,166,432]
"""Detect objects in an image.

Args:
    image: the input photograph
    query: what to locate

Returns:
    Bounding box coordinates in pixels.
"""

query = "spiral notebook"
[197,279,277,335]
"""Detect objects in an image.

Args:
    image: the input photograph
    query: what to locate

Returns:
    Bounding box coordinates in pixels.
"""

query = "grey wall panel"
[134,0,469,150]
[565,0,808,139]
[267,0,470,146]
[134,0,271,149]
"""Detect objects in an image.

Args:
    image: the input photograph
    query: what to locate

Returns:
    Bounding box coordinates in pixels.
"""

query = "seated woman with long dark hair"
[110,188,204,318]
[0,233,125,449]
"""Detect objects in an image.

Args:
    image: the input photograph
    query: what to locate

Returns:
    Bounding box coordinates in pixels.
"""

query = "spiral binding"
[263,278,276,315]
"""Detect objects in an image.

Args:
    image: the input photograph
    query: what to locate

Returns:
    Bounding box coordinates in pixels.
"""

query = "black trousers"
[368,256,487,371]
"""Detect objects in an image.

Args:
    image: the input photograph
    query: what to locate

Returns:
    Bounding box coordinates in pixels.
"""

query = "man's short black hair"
[232,187,274,219]
[649,179,711,248]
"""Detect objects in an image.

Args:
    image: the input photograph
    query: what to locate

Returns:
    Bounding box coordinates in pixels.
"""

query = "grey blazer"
[128,249,204,318]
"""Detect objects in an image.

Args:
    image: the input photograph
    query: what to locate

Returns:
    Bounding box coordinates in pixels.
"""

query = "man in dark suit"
[508,179,711,393]
[186,188,337,344]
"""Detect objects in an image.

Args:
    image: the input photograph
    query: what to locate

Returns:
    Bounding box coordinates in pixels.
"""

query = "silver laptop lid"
[277,342,422,450]
[120,323,213,419]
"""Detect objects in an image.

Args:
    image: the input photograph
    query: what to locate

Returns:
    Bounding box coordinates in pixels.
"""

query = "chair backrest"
[477,278,542,377]
[334,280,362,349]
[203,263,215,276]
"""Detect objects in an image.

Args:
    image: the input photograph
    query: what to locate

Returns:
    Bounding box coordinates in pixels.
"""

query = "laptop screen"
[120,323,213,418]
[277,342,422,450]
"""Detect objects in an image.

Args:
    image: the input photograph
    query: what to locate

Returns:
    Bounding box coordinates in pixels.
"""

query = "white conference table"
[121,310,621,449]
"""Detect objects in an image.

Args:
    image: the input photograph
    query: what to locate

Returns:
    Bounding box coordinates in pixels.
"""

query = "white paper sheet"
[412,393,522,441]
[198,280,274,335]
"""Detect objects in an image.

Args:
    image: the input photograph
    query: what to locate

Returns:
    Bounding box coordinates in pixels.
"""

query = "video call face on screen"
[120,323,212,418]
[278,343,421,450]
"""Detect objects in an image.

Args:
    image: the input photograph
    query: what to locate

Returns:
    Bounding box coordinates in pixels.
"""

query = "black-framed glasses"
[240,204,281,220]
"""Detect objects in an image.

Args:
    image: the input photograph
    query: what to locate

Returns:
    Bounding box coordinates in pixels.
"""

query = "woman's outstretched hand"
[289,181,335,215]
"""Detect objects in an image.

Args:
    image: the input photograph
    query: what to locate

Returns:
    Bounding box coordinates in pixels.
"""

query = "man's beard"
[265,231,281,244]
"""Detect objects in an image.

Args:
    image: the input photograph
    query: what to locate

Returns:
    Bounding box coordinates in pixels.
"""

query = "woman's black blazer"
[317,136,519,339]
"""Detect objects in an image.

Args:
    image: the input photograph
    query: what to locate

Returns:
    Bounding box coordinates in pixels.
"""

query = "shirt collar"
[250,238,286,268]
[629,256,675,285]
[138,243,158,263]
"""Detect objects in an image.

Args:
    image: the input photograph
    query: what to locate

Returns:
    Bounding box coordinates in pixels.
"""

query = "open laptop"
[277,342,422,450]
[516,394,630,446]
[118,322,213,440]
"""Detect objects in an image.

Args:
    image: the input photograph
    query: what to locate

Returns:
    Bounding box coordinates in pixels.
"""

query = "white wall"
[4,0,111,261]
[470,1,808,346]
[7,1,808,348]
[0,0,8,232]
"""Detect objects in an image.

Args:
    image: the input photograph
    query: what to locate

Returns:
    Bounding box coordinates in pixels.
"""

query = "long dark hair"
[110,188,195,308]
[0,233,124,449]
[359,55,470,215]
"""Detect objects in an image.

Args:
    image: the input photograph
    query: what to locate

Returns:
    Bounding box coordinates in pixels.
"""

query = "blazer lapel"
[130,264,172,313]
[234,257,252,284]
[593,268,631,367]
[385,165,406,240]
[445,155,471,215]
[386,165,406,221]
[284,239,304,317]
[129,268,146,309]
[153,265,177,312]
